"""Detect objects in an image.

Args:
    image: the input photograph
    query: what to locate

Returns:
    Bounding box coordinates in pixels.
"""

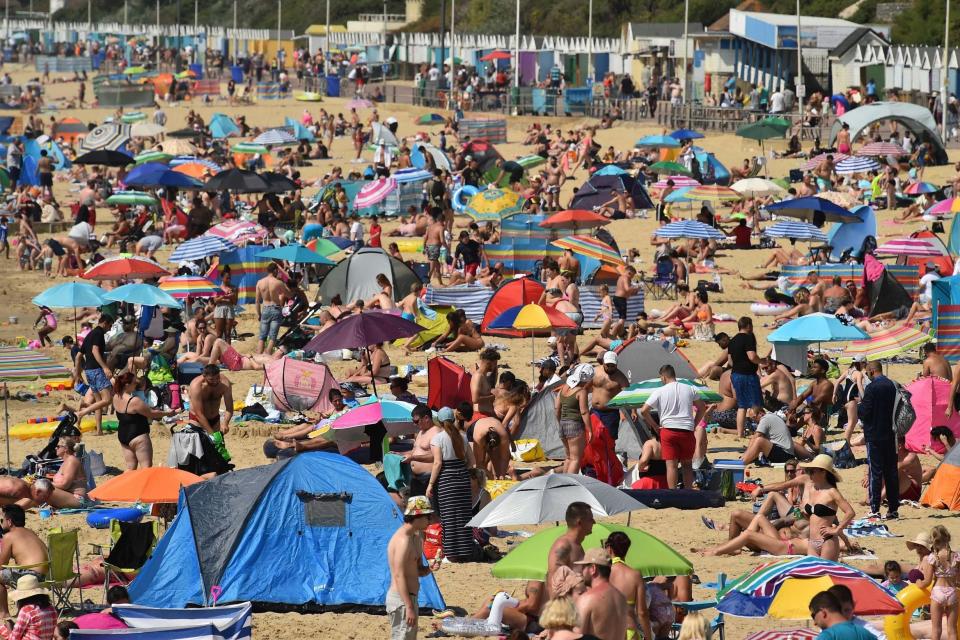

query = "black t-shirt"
[456,239,481,265]
[81,326,107,371]
[461,167,481,187]
[728,332,758,375]
[502,161,524,181]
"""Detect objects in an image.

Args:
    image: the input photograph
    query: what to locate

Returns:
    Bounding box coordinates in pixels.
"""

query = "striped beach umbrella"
[488,303,578,377]
[837,325,931,363]
[392,167,432,184]
[744,630,819,640]
[539,210,610,230]
[552,235,623,266]
[857,142,906,157]
[206,220,270,246]
[835,156,880,174]
[130,122,164,138]
[762,221,828,242]
[608,379,722,408]
[83,256,170,281]
[80,124,132,152]
[651,176,700,189]
[134,150,173,165]
[120,111,147,123]
[875,237,944,257]
[346,98,374,110]
[684,184,742,202]
[801,153,849,171]
[158,276,224,299]
[168,235,238,262]
[253,129,298,146]
[463,188,525,222]
[106,191,158,207]
[231,142,269,155]
[654,220,726,240]
[663,186,695,203]
[354,178,398,210]
[926,198,960,216]
[905,181,939,195]
[170,156,221,171]
[173,162,220,179]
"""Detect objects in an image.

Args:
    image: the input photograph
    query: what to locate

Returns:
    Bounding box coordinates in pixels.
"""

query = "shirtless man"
[698,333,730,381]
[0,505,47,618]
[405,404,441,493]
[0,476,81,509]
[709,369,741,431]
[543,156,566,211]
[424,211,446,285]
[822,277,849,313]
[470,416,511,479]
[187,365,234,473]
[557,249,580,284]
[604,532,654,640]
[612,266,639,337]
[546,502,594,597]
[255,262,291,354]
[399,282,423,322]
[803,272,825,311]
[575,549,628,640]
[599,189,633,220]
[472,348,500,418]
[788,358,834,425]
[591,351,629,440]
[386,496,434,640]
[759,357,797,410]
[922,343,952,380]
[815,154,836,188]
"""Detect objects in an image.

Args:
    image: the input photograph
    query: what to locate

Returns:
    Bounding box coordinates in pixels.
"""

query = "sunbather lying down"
[177,338,283,371]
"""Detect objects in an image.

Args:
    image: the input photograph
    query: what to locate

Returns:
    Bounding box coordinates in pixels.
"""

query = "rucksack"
[892,382,916,437]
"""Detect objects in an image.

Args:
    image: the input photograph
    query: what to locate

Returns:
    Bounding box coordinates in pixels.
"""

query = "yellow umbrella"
[463,188,525,221]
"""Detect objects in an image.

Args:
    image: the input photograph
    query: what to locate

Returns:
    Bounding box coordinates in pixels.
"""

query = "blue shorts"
[731,372,763,410]
[259,305,283,342]
[84,367,112,393]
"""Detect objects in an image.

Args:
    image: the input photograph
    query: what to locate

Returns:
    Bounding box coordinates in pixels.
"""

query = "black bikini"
[804,503,837,518]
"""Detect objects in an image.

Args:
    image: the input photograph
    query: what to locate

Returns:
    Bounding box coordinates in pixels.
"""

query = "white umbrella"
[466,474,646,528]
[131,122,165,138]
[731,178,787,198]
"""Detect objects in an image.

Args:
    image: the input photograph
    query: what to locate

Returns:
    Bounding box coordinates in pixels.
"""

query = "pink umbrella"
[651,176,700,189]
[744,630,818,640]
[904,377,960,454]
[331,400,421,436]
[354,177,398,210]
[206,220,269,246]
[875,237,944,257]
[801,153,848,171]
[857,142,906,157]
[346,98,374,110]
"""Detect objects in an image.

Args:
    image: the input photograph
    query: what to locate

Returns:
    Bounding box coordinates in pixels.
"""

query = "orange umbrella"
[89,467,203,503]
[173,162,219,179]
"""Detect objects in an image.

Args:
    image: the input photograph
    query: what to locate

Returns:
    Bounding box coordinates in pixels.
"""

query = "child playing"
[920,525,960,640]
[38,242,54,277]
[881,560,908,594]
[0,216,9,259]
[595,284,613,337]
[34,305,57,347]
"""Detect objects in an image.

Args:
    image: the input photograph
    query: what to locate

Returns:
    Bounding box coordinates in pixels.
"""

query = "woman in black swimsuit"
[111,372,176,470]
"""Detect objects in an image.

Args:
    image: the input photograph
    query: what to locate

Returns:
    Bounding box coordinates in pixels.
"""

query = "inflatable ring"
[452,185,480,212]
[440,593,519,637]
[883,583,960,640]
[10,416,99,440]
[86,508,144,529]
[296,92,324,102]
[750,303,792,316]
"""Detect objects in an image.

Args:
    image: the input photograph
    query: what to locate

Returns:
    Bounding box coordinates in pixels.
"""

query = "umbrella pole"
[4,392,9,471]
[367,346,378,397]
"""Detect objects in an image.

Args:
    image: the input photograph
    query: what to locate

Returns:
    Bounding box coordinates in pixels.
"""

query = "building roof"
[709,0,766,31]
[829,27,888,58]
[628,22,702,39]
[305,24,348,36]
[737,10,859,28]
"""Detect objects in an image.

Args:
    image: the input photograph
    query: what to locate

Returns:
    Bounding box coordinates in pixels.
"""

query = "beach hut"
[317,247,418,305]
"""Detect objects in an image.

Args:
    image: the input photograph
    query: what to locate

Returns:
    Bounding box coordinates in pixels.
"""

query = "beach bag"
[892,382,916,437]
[832,441,857,469]
[511,438,544,462]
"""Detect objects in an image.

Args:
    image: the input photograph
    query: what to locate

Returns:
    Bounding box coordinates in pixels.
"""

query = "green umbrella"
[762,116,792,130]
[232,142,269,154]
[106,191,159,207]
[123,66,147,75]
[0,167,10,191]
[134,151,172,165]
[309,237,343,257]
[648,161,692,176]
[736,121,789,177]
[607,378,723,408]
[492,523,692,580]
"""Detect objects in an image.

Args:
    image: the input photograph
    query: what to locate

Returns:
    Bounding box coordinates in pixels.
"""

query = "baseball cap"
[566,363,595,387]
[385,116,398,125]
[436,406,455,423]
[602,351,618,365]
[573,548,611,567]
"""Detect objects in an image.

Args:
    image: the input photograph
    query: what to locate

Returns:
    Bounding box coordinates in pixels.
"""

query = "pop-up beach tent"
[318,247,419,304]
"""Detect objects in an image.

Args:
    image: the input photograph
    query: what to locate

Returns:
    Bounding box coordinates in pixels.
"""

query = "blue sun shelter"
[127,452,446,610]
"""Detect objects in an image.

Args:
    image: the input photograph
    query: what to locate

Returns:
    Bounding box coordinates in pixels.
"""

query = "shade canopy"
[303,312,422,352]
[103,283,183,308]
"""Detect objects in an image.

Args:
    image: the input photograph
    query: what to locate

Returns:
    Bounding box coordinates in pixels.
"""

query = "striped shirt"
[0,604,57,640]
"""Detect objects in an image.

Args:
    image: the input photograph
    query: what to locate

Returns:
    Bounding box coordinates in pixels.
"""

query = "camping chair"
[643,255,678,300]
[96,519,160,602]
[669,574,727,640]
[2,528,82,612]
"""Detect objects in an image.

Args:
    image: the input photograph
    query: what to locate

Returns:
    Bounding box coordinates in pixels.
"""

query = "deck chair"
[2,528,82,612]
[643,255,678,300]
[99,519,160,601]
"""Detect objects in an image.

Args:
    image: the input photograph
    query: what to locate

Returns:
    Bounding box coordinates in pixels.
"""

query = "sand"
[0,64,954,639]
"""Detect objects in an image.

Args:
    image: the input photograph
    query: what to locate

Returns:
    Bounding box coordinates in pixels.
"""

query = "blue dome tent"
[827,205,877,261]
[127,452,446,611]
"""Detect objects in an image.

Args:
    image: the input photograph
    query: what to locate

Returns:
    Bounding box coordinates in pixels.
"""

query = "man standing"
[546,502,594,597]
[77,314,114,435]
[423,210,446,285]
[255,262,291,354]
[188,364,234,472]
[5,139,21,186]
[640,364,706,489]
[574,549,628,640]
[728,317,762,438]
[611,266,639,337]
[471,348,500,418]
[858,361,899,520]
[591,351,629,441]
[37,149,55,204]
[386,496,434,640]
[405,404,441,495]
[0,505,47,619]
[788,358,834,422]
[809,591,875,640]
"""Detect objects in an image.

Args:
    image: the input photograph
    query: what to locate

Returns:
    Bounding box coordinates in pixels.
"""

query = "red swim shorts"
[660,428,695,461]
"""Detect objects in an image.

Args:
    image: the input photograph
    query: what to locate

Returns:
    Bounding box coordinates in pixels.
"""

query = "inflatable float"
[885,583,960,640]
[393,238,424,254]
[295,92,324,102]
[452,185,480,212]
[440,592,519,637]
[10,417,117,440]
[86,507,144,529]
[750,303,792,316]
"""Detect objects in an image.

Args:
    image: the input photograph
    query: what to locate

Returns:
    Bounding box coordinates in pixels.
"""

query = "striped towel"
[844,519,901,538]
[424,285,493,323]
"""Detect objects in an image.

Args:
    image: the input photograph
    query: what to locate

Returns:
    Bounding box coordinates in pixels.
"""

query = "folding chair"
[643,255,678,300]
[98,519,160,601]
[3,528,82,612]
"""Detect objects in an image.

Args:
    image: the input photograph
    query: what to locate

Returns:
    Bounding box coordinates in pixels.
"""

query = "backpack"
[892,382,916,437]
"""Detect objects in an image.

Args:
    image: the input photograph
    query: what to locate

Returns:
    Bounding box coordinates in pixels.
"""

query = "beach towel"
[844,519,902,538]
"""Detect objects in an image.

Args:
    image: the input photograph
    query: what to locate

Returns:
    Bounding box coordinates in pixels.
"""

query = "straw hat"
[10,575,48,601]
[906,531,932,551]
[799,454,842,483]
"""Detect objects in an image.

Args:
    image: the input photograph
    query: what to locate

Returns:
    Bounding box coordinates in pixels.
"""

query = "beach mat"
[621,488,725,509]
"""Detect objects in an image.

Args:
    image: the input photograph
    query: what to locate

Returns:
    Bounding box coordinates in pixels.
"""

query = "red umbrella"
[539,210,610,229]
[480,51,513,62]
[83,256,171,281]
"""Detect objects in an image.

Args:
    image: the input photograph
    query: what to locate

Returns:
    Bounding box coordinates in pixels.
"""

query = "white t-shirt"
[349,221,364,241]
[644,381,697,431]
[427,67,440,81]
[770,91,785,113]
[430,429,469,461]
[920,272,941,300]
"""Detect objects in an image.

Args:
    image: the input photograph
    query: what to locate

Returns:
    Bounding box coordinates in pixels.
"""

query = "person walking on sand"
[255,263,291,355]
[728,316,762,438]
[424,210,446,285]
[640,364,706,489]
[387,496,434,640]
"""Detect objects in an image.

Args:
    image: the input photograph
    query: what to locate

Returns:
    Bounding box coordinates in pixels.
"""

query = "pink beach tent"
[263,357,340,414]
[904,376,960,454]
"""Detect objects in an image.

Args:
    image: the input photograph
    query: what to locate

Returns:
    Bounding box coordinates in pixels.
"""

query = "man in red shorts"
[639,364,706,490]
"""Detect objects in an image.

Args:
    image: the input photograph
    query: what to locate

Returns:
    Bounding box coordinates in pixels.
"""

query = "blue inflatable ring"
[86,507,144,529]
[452,185,480,212]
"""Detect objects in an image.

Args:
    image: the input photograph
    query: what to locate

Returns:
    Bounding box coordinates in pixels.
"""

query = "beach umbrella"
[416,113,446,125]
[168,235,238,262]
[103,283,182,309]
[663,186,695,203]
[835,156,880,174]
[230,142,269,155]
[253,129,298,146]
[857,142,905,157]
[172,162,217,180]
[876,237,943,257]
[203,168,270,193]
[206,220,270,246]
[89,467,203,503]
[816,190,860,209]
[593,164,628,176]
[552,235,623,266]
[480,50,512,61]
[736,121,789,141]
[837,325,931,363]
[123,66,147,75]
[926,198,960,216]
[607,378,723,408]
[669,128,704,141]
[170,156,221,171]
[745,631,818,640]
[80,124,132,152]
[134,150,173,165]
[158,276,224,299]
[762,221,828,242]
[33,282,104,308]
[83,256,170,281]
[492,523,693,580]
[124,162,204,189]
[651,176,700,189]
[654,220,726,240]
[73,149,132,166]
[305,237,343,258]
[718,557,902,619]
[165,127,201,139]
[538,210,609,230]
[488,303,577,378]
[684,184,742,202]
[346,98,373,109]
[392,167,433,184]
[765,196,855,224]
[905,182,939,196]
[130,122,164,138]
[257,244,335,265]
[411,141,453,172]
[767,313,869,343]
[330,399,424,438]
[731,178,788,198]
[157,139,199,155]
[463,188,525,222]
[648,161,692,176]
[634,135,680,148]
[354,178,398,209]
[106,191,158,207]
[260,172,299,193]
[467,474,646,528]
[801,153,849,171]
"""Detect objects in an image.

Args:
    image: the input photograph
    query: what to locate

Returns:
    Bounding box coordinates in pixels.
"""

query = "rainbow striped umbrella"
[926,198,960,215]
[835,156,880,174]
[353,178,397,210]
[488,303,578,377]
[120,111,147,123]
[608,379,722,407]
[231,142,269,155]
[170,156,221,172]
[133,151,173,165]
[744,630,818,640]
[837,325,932,363]
[904,181,939,195]
[463,188,525,222]
[857,142,906,157]
[651,176,700,189]
[158,276,224,299]
[552,235,623,266]
[206,220,270,246]
[684,184,742,202]
[875,237,944,257]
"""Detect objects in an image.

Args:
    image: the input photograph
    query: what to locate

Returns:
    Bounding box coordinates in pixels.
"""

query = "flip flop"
[701,515,717,530]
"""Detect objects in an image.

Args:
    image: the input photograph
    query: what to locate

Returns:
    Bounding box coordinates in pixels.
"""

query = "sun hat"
[573,548,612,567]
[10,575,48,601]
[566,363,594,387]
[906,531,932,550]
[404,495,434,517]
[550,565,584,597]
[799,454,842,483]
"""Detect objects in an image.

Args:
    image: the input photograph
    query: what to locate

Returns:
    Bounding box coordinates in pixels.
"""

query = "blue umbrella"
[392,167,433,183]
[32,282,104,308]
[124,162,204,189]
[634,135,680,149]
[257,244,335,265]
[669,128,705,141]
[762,221,828,242]
[654,220,726,240]
[663,186,695,203]
[767,313,869,343]
[765,196,855,224]
[103,283,183,309]
[168,235,237,262]
[594,165,628,176]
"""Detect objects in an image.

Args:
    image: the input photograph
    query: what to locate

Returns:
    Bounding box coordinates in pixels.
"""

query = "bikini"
[611,557,639,640]
[928,551,960,606]
[804,502,838,552]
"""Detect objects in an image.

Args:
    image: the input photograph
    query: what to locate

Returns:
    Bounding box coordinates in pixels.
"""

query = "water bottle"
[169,383,181,411]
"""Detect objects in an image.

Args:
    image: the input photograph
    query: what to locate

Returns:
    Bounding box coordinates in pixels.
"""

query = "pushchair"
[20,413,82,478]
